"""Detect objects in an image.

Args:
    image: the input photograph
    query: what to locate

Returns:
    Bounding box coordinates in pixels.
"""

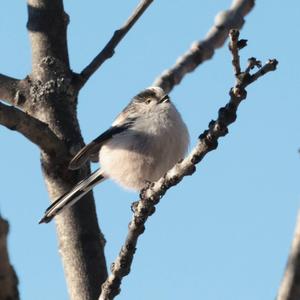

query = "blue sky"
[1,1,299,299]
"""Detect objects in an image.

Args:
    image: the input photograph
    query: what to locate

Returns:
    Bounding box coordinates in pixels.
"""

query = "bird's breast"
[99,107,189,191]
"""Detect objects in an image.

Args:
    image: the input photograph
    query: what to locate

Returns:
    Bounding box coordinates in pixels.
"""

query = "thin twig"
[229,29,242,75]
[153,0,255,93]
[250,60,277,83]
[99,31,278,300]
[77,0,154,88]
[0,102,69,158]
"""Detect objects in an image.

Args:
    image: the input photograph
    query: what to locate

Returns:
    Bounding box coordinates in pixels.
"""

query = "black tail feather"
[39,169,105,224]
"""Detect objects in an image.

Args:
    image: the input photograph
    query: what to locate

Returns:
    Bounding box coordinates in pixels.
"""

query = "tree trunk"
[26,1,108,299]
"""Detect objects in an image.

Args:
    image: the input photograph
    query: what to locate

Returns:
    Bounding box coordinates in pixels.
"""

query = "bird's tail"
[39,169,106,224]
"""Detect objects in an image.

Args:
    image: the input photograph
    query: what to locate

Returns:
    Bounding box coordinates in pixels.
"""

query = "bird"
[39,86,189,223]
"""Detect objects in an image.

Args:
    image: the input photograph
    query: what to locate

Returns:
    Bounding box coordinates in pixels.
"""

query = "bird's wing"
[69,122,133,170]
[39,169,105,224]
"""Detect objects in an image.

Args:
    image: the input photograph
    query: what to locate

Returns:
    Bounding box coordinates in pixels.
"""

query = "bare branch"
[0,74,19,104]
[99,31,278,300]
[0,213,19,300]
[249,60,277,83]
[0,74,29,108]
[0,102,68,157]
[153,0,255,93]
[77,0,154,88]
[229,29,243,75]
[277,211,300,300]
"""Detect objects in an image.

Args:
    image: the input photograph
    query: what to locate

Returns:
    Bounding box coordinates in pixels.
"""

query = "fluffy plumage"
[39,87,189,223]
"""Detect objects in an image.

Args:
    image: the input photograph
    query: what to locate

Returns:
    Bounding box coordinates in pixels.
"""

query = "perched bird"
[39,87,189,223]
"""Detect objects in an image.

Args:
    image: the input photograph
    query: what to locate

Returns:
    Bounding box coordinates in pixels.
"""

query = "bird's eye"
[145,99,152,104]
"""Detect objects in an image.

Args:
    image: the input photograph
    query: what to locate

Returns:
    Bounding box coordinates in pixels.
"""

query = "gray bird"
[39,87,189,223]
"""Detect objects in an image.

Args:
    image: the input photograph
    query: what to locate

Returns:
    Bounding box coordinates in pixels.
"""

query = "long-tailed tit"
[39,87,189,223]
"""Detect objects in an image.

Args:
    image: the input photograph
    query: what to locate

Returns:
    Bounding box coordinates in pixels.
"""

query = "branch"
[277,211,300,300]
[99,30,278,300]
[153,0,255,93]
[0,213,19,300]
[0,74,29,108]
[228,29,243,75]
[77,0,154,88]
[0,102,68,158]
[0,74,19,104]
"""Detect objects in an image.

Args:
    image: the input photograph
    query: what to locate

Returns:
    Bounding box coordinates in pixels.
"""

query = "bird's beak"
[159,95,170,104]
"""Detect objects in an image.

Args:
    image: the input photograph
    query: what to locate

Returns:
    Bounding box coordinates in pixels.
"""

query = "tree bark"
[26,1,108,299]
[0,214,19,300]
